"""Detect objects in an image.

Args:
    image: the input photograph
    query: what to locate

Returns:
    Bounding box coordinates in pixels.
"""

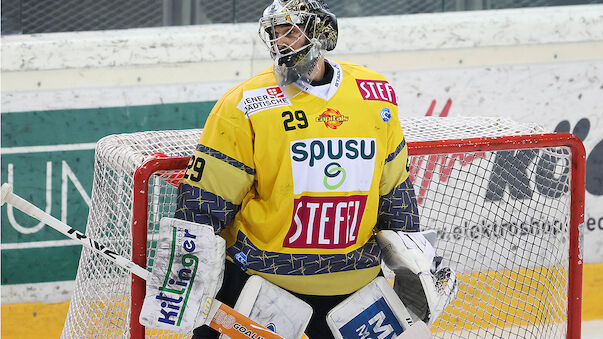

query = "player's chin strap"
[376,229,458,326]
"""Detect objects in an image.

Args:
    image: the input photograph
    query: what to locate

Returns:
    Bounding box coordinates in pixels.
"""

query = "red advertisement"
[284,195,368,249]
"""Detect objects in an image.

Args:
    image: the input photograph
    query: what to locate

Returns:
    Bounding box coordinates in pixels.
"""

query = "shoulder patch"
[380,107,392,122]
[236,86,291,118]
[355,79,397,106]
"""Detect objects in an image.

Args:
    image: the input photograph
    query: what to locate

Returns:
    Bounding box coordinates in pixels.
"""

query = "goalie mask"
[259,0,338,90]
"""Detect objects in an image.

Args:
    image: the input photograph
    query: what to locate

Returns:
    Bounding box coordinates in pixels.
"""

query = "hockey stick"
[0,183,283,339]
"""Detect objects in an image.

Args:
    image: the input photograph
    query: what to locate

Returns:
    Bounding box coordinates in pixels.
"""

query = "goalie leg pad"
[140,217,225,333]
[326,277,414,339]
[395,320,433,339]
[224,275,313,339]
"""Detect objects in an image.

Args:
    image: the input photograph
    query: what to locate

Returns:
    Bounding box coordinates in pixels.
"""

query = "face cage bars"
[259,11,316,62]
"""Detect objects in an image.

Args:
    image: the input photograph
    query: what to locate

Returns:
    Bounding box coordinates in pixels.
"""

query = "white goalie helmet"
[259,0,338,88]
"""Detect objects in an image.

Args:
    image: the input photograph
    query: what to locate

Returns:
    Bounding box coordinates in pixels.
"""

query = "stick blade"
[1,183,13,206]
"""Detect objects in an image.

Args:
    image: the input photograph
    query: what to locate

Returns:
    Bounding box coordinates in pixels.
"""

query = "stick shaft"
[3,188,151,279]
[207,301,284,339]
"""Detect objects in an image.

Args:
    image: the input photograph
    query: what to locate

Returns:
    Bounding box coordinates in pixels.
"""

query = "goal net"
[61,117,585,339]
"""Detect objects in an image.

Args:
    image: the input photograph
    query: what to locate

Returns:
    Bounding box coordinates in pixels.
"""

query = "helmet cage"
[259,0,337,88]
[258,11,317,67]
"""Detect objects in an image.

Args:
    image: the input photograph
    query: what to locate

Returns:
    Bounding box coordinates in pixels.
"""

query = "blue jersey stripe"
[384,139,406,164]
[227,231,382,276]
[196,144,256,175]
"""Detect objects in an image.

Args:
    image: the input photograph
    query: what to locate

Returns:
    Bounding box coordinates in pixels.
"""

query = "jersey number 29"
[282,110,308,131]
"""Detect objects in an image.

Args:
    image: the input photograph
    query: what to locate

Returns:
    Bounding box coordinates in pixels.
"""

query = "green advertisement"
[1,102,214,285]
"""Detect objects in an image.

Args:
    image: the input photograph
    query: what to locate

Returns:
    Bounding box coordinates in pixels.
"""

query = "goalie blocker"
[140,218,226,333]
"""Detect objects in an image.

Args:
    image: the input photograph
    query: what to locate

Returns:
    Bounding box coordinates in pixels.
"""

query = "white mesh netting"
[61,117,576,339]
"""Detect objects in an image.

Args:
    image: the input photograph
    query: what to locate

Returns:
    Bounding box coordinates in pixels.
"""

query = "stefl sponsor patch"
[290,137,377,194]
[284,195,367,249]
[356,79,397,106]
[237,86,291,117]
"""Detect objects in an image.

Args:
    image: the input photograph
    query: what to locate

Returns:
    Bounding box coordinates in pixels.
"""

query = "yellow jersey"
[175,59,419,295]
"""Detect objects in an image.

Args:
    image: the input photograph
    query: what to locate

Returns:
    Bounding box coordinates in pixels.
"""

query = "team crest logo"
[316,108,349,129]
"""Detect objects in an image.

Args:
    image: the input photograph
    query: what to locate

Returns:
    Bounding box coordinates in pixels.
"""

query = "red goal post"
[405,133,585,339]
[61,118,585,339]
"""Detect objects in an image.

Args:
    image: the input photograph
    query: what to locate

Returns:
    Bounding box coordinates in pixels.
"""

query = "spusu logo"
[290,138,377,194]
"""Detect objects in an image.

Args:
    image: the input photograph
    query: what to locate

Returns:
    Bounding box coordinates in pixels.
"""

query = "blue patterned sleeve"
[377,176,420,231]
[174,183,241,234]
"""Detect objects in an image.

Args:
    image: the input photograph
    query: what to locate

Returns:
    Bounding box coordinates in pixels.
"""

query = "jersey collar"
[292,59,343,101]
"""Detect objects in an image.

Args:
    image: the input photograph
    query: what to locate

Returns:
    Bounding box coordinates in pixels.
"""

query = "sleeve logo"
[380,107,392,122]
[356,79,398,106]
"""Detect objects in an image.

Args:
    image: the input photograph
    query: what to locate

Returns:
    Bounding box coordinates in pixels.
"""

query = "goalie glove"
[376,230,458,326]
[140,217,225,333]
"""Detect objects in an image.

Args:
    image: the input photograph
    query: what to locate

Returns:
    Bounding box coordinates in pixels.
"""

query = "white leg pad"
[395,320,433,339]
[223,275,313,339]
[326,277,414,339]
